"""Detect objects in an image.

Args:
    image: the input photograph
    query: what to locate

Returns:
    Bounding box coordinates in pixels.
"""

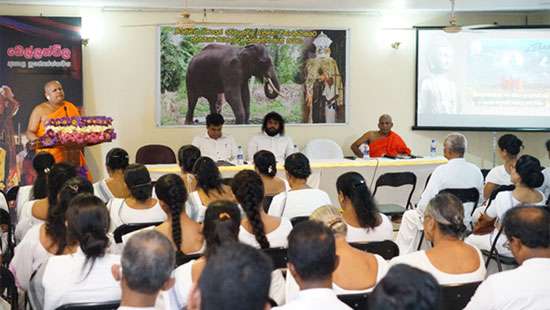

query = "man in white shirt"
[112,230,175,310]
[274,221,351,310]
[465,206,550,310]
[248,111,294,162]
[396,133,483,254]
[187,243,272,310]
[192,113,238,163]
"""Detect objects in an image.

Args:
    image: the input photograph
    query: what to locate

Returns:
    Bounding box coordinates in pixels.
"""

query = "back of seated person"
[336,172,393,242]
[482,134,522,200]
[187,157,234,222]
[177,145,201,193]
[390,193,486,285]
[188,243,272,310]
[368,264,440,310]
[113,230,175,310]
[254,150,287,196]
[16,152,54,219]
[31,194,120,310]
[268,153,331,219]
[107,164,166,232]
[95,147,130,202]
[232,170,292,249]
[10,176,92,291]
[285,205,387,301]
[154,174,204,254]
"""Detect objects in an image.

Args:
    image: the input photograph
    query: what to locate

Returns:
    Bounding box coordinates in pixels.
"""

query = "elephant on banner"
[185,44,281,124]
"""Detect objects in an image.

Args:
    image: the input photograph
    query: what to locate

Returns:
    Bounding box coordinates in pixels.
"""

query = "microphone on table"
[64,106,68,117]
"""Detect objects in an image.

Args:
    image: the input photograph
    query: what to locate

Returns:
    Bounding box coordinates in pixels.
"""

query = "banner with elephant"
[158,27,348,126]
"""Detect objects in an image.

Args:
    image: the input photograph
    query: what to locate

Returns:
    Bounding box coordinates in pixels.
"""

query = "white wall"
[1,5,549,180]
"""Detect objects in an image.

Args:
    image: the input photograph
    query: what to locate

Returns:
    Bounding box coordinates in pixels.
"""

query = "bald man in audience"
[395,133,483,254]
[112,230,175,310]
[351,114,411,158]
[465,206,550,310]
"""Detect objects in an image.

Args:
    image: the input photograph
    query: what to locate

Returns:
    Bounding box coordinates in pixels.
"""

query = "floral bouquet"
[39,116,116,147]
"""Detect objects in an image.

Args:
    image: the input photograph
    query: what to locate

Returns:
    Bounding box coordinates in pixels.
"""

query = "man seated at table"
[350,114,411,158]
[248,111,294,163]
[192,113,238,163]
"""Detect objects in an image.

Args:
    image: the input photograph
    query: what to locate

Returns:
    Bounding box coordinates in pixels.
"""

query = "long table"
[147,157,447,206]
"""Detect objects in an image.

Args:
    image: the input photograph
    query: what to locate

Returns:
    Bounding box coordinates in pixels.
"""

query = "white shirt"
[247,132,294,162]
[274,288,352,310]
[107,198,166,233]
[268,189,332,219]
[238,218,293,248]
[186,192,206,223]
[9,224,51,291]
[192,133,238,162]
[94,179,114,203]
[486,190,546,220]
[42,249,121,310]
[0,189,8,212]
[16,185,32,219]
[165,259,196,310]
[389,247,487,285]
[485,165,512,186]
[345,214,393,243]
[538,168,550,200]
[418,158,484,223]
[465,258,550,310]
[15,199,44,242]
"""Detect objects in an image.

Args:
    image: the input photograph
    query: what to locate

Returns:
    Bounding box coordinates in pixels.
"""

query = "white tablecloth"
[146,157,447,207]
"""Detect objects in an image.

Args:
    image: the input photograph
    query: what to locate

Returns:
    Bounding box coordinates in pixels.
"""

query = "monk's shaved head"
[379,114,392,123]
[44,80,61,92]
[378,114,393,135]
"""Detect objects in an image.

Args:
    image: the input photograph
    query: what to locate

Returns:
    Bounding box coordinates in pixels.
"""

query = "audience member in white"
[153,174,204,254]
[187,243,273,310]
[15,152,54,220]
[177,145,201,193]
[466,155,545,257]
[396,133,483,254]
[187,157,234,222]
[286,205,388,301]
[269,153,331,219]
[192,113,238,163]
[94,148,130,203]
[168,201,241,309]
[465,206,550,310]
[483,134,523,200]
[107,164,166,233]
[274,221,352,310]
[30,194,120,310]
[336,172,393,242]
[114,230,175,310]
[11,176,93,290]
[233,170,292,249]
[390,193,486,285]
[254,150,289,198]
[248,111,294,163]
[368,264,440,310]
[538,140,550,200]
[16,162,77,241]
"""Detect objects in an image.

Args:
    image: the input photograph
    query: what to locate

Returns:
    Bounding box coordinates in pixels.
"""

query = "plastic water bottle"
[236,146,244,165]
[362,144,370,159]
[430,139,437,157]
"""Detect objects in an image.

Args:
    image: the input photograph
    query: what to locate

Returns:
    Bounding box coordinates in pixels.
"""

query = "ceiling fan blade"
[463,24,497,30]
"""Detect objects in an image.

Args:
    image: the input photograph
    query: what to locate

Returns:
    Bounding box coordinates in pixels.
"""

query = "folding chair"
[112,221,163,243]
[290,216,309,227]
[372,172,417,217]
[349,240,400,260]
[135,144,176,165]
[263,247,288,270]
[337,292,369,309]
[480,169,490,181]
[481,225,518,272]
[438,281,481,310]
[56,300,120,310]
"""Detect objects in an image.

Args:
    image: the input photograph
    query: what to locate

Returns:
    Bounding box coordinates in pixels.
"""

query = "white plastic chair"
[303,139,344,160]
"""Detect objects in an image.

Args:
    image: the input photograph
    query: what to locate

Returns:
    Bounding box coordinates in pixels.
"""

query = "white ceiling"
[1,0,550,12]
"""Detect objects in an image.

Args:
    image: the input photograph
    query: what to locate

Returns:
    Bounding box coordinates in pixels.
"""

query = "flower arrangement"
[39,116,116,147]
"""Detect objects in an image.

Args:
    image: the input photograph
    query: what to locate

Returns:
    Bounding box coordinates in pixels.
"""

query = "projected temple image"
[416,28,550,130]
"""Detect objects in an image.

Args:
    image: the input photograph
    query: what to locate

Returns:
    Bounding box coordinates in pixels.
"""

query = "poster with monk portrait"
[158,27,349,126]
[0,16,83,189]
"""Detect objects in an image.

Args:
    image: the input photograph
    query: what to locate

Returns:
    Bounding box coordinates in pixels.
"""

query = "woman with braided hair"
[154,173,204,254]
[233,170,292,249]
[336,172,393,242]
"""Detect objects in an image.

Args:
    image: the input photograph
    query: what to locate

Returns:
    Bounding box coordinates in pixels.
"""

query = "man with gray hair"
[112,230,175,310]
[396,132,483,254]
